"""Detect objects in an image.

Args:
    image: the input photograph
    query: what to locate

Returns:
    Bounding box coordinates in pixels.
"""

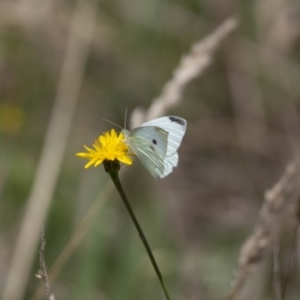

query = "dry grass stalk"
[30,179,114,300]
[2,1,99,300]
[283,193,300,297]
[272,233,282,300]
[36,227,57,300]
[297,222,300,274]
[130,17,238,128]
[228,161,300,300]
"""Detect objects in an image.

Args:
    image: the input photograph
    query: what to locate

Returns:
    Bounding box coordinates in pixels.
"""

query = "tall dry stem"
[2,1,99,299]
[228,161,300,300]
[36,227,57,300]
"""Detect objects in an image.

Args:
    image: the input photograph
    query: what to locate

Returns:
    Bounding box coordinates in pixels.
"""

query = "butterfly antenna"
[96,115,123,130]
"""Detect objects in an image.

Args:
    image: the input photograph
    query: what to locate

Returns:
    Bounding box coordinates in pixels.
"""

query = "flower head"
[76,129,132,168]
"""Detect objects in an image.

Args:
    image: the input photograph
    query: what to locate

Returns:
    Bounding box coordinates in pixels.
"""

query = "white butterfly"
[123,116,187,179]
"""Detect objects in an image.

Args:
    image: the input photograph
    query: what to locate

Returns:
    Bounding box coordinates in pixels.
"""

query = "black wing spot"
[152,139,157,145]
[169,116,185,126]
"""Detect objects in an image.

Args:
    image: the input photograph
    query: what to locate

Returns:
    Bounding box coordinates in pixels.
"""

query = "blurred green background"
[1,0,300,299]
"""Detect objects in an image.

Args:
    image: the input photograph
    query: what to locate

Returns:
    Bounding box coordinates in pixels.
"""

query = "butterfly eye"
[152,139,157,145]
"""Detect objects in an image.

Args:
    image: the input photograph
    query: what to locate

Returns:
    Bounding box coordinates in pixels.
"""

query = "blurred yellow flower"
[76,129,132,168]
[0,103,25,135]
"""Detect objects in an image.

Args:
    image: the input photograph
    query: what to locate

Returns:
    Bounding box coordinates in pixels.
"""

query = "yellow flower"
[76,129,132,168]
[0,103,25,135]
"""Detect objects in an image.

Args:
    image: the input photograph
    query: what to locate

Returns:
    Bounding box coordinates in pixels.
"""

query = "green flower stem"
[105,161,171,300]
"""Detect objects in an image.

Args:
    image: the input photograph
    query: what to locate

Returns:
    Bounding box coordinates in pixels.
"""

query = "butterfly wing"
[158,152,178,178]
[125,126,169,179]
[124,116,186,179]
[130,126,168,159]
[140,116,187,156]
